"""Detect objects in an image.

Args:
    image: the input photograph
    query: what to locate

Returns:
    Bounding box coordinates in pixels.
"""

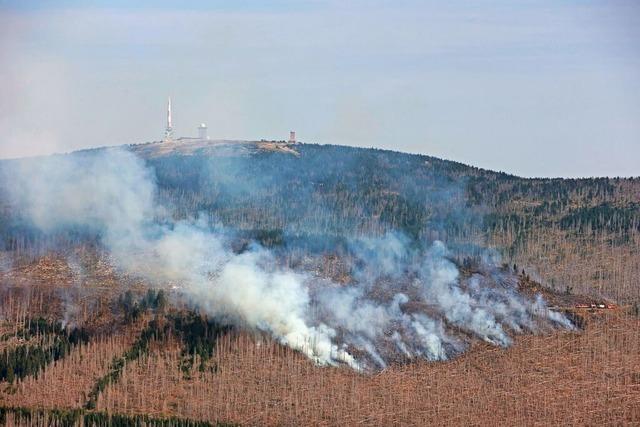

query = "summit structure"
[164,97,173,142]
[198,123,208,140]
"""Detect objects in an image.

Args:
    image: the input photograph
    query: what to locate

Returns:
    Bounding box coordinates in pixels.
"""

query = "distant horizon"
[1,1,639,178]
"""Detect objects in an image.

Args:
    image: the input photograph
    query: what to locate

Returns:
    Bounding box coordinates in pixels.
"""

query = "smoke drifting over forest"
[2,148,573,370]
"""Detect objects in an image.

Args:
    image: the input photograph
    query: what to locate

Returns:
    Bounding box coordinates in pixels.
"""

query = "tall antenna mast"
[164,96,173,142]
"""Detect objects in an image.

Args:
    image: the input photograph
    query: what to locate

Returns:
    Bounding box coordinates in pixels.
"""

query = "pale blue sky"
[1,0,638,177]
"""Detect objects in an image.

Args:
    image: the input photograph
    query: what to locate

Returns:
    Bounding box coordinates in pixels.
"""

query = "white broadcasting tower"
[164,96,174,142]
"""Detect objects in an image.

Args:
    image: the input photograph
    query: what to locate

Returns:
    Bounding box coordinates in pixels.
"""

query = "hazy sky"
[1,0,638,177]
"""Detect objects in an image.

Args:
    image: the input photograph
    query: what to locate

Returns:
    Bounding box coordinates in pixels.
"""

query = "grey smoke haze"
[0,1,639,178]
[3,148,573,370]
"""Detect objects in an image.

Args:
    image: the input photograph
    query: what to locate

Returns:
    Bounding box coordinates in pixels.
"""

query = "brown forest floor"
[95,312,640,426]
[0,334,136,410]
[0,255,639,426]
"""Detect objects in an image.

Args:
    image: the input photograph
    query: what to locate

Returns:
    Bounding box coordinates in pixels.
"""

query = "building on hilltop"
[198,123,208,140]
[162,97,210,143]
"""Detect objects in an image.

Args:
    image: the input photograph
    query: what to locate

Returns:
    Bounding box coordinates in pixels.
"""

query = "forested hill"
[139,141,640,303]
[1,141,639,302]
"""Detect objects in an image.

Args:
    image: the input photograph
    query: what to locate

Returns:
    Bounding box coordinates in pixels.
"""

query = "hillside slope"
[1,140,639,302]
[140,140,639,302]
[0,140,638,425]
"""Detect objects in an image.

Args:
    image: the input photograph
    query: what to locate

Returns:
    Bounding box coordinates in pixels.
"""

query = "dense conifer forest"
[140,143,640,301]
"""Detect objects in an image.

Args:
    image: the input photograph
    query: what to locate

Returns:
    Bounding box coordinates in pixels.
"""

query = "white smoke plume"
[3,148,573,370]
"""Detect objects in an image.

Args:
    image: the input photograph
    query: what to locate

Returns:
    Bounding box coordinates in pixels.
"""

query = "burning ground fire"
[2,148,579,371]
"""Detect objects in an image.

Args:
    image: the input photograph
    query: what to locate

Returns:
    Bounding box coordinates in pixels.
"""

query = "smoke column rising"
[3,148,573,370]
